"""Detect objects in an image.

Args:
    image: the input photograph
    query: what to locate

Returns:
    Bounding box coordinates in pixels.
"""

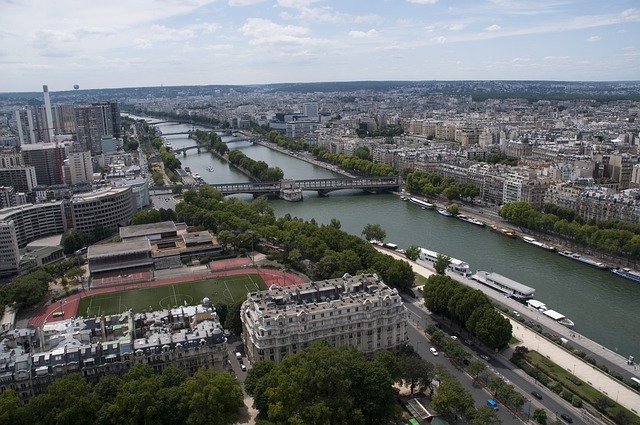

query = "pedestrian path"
[510,319,640,414]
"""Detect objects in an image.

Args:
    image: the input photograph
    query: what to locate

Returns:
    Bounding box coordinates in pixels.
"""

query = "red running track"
[28,267,304,327]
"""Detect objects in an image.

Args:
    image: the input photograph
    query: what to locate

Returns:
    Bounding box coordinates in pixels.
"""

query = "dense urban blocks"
[77,273,265,316]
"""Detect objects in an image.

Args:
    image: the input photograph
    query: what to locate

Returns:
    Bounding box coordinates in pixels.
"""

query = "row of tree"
[310,147,397,177]
[227,150,284,182]
[264,129,306,151]
[174,186,416,292]
[356,123,404,138]
[61,225,110,254]
[130,208,177,225]
[422,274,512,349]
[499,201,640,259]
[405,170,480,201]
[0,364,243,425]
[193,130,229,156]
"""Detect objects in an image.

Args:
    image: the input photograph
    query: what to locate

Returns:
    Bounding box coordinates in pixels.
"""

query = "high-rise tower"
[42,85,55,141]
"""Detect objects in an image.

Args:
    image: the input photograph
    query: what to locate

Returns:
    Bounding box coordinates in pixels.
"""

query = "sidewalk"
[376,246,640,414]
[510,319,640,414]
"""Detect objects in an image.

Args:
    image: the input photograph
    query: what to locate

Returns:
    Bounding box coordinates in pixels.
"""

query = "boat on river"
[409,197,435,209]
[558,251,608,270]
[418,247,470,276]
[437,208,454,217]
[457,214,485,227]
[472,270,535,300]
[526,300,574,328]
[611,268,640,283]
[490,224,517,238]
[521,236,555,252]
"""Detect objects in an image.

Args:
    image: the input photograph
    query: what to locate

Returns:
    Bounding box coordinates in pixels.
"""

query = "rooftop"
[70,186,130,203]
[87,239,151,259]
[119,221,177,239]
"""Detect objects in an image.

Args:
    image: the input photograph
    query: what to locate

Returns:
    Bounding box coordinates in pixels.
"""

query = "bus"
[631,377,640,387]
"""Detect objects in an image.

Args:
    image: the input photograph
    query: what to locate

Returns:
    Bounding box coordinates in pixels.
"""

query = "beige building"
[70,187,135,235]
[64,150,94,185]
[241,274,407,363]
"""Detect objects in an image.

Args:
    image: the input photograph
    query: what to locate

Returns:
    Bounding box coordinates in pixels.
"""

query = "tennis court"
[77,273,265,317]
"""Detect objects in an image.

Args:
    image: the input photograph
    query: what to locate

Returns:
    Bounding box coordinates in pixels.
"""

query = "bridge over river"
[210,176,401,201]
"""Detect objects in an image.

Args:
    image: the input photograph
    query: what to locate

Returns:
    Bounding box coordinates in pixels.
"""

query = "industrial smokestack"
[42,84,55,141]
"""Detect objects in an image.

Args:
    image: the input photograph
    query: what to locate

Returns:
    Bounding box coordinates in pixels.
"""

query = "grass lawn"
[77,273,266,317]
[524,351,640,424]
[509,335,521,345]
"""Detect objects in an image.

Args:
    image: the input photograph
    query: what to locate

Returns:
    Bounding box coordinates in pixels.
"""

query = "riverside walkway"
[375,247,640,414]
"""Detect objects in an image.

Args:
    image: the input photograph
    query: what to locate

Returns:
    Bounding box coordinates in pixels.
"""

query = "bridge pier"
[317,191,329,197]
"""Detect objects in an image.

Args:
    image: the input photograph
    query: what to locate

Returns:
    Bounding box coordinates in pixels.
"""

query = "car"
[235,352,242,359]
[464,339,474,346]
[560,413,573,423]
[462,358,470,366]
[479,354,490,361]
[450,335,458,340]
[531,391,543,400]
[240,364,247,372]
[430,347,439,356]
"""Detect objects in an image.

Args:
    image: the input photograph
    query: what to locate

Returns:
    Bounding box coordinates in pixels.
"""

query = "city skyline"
[0,0,639,92]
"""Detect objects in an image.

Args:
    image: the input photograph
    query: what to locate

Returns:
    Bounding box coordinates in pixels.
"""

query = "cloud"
[485,24,501,31]
[447,23,467,31]
[586,35,601,42]
[229,0,265,5]
[544,55,570,60]
[431,36,447,44]
[348,29,378,38]
[277,0,379,24]
[406,0,438,4]
[239,18,327,45]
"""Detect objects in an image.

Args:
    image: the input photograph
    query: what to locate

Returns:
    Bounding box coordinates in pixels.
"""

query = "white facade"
[65,151,93,185]
[302,102,319,122]
[241,274,408,363]
[0,221,20,275]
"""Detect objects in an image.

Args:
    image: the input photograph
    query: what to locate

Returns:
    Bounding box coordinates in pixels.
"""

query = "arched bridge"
[161,131,192,136]
[209,176,400,201]
[173,137,257,154]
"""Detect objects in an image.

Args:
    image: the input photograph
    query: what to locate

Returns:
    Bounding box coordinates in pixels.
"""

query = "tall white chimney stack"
[42,84,55,140]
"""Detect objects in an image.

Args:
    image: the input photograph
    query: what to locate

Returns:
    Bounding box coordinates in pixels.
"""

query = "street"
[404,299,596,425]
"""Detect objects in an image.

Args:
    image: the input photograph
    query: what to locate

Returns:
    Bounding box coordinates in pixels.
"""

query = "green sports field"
[77,273,265,317]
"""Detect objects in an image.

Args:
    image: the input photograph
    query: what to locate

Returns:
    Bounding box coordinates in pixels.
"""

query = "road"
[404,299,595,425]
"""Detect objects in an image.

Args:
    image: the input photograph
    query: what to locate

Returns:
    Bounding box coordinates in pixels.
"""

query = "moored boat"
[521,236,555,252]
[437,208,454,217]
[457,214,485,227]
[418,247,470,276]
[611,268,640,283]
[558,251,608,270]
[472,270,535,300]
[409,197,435,209]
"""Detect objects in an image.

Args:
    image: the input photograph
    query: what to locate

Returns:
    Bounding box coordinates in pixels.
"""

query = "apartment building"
[21,143,68,187]
[70,187,135,234]
[0,304,228,401]
[241,274,407,363]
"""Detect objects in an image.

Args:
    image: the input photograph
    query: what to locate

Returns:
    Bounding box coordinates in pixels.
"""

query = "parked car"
[462,358,470,366]
[430,347,439,356]
[479,354,490,361]
[240,364,247,372]
[450,335,458,340]
[531,391,543,400]
[560,413,573,423]
[486,398,498,411]
[235,352,242,359]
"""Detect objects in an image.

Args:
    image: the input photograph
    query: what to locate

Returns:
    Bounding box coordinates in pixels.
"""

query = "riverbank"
[252,139,357,178]
[375,246,640,414]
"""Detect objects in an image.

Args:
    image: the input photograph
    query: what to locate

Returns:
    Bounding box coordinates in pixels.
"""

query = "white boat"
[409,197,434,209]
[437,208,454,217]
[457,214,485,227]
[611,268,640,283]
[472,271,535,300]
[558,251,608,270]
[543,309,575,328]
[418,247,470,276]
[383,242,398,250]
[521,236,555,252]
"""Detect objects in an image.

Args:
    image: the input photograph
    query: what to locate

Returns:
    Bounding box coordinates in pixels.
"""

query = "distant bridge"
[172,137,257,154]
[161,131,192,136]
[210,176,401,200]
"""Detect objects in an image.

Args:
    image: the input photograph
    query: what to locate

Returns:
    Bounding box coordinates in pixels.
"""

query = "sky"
[0,0,639,92]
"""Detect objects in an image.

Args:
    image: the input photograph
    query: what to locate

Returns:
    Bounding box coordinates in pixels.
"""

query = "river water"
[137,117,639,360]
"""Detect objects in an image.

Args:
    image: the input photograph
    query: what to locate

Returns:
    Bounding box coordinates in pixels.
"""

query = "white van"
[235,352,242,360]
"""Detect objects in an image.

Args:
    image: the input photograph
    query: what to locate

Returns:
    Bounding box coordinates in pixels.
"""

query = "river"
[135,116,639,360]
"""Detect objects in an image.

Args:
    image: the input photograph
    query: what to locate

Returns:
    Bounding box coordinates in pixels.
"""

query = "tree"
[215,303,228,326]
[471,406,501,425]
[404,245,420,261]
[533,408,547,424]
[179,368,244,425]
[434,254,451,275]
[361,223,386,242]
[398,355,434,394]
[446,203,459,215]
[329,218,341,229]
[24,373,99,425]
[467,360,486,382]
[224,299,245,335]
[0,390,23,425]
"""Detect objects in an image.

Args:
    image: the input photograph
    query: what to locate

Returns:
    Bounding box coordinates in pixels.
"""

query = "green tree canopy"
[361,223,386,242]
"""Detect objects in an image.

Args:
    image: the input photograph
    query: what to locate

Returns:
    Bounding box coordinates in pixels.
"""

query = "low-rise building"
[241,274,407,363]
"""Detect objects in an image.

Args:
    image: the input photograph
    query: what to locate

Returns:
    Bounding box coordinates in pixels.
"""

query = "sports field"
[76,273,265,317]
